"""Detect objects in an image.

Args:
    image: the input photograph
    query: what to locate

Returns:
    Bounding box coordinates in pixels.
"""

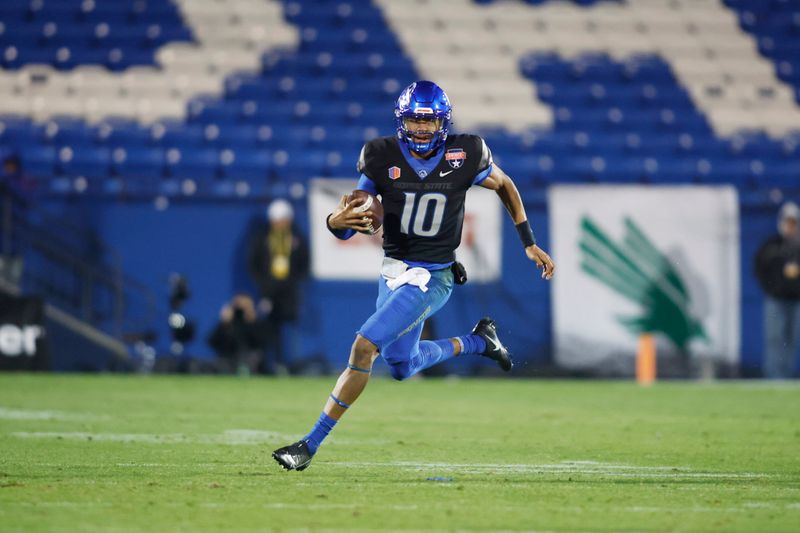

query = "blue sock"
[456,334,486,355]
[303,412,337,455]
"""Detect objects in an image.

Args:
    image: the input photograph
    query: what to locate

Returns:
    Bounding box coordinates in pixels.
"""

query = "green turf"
[0,374,798,532]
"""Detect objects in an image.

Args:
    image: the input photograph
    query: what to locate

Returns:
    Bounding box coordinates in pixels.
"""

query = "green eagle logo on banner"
[578,216,709,351]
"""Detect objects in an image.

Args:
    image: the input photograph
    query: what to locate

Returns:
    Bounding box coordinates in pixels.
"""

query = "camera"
[169,273,191,311]
[167,273,195,352]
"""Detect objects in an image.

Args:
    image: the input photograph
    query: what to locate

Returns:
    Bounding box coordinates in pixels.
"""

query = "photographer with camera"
[207,293,265,376]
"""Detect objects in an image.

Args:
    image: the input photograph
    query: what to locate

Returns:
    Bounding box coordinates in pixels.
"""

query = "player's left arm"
[479,164,555,280]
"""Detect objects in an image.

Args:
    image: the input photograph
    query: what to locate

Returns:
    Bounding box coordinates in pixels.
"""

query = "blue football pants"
[358,268,455,380]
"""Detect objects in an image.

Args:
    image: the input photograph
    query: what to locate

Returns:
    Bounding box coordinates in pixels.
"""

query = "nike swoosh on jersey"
[439,170,454,177]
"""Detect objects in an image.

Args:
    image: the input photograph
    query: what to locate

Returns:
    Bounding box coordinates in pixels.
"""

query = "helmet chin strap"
[404,127,442,154]
[407,135,436,154]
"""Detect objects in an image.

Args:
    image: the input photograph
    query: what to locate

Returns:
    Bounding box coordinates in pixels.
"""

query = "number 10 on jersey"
[400,192,447,237]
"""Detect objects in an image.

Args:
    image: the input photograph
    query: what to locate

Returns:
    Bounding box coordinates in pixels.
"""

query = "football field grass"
[0,374,798,532]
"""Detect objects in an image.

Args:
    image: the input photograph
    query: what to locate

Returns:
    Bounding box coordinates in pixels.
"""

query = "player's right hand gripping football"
[526,244,555,280]
[328,195,374,233]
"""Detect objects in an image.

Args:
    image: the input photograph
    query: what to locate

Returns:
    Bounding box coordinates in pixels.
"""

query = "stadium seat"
[19,144,57,178]
[219,148,272,181]
[58,145,111,178]
[164,147,220,180]
[94,118,152,148]
[150,119,206,148]
[112,146,165,180]
[0,116,43,147]
[41,116,94,146]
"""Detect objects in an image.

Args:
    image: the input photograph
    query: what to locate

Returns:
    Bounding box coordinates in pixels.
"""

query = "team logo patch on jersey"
[388,166,402,180]
[445,149,466,169]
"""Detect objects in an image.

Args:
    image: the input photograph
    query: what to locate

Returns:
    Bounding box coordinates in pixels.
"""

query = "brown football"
[346,190,383,234]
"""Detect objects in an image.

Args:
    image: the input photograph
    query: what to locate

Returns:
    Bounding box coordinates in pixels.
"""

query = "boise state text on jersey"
[357,134,493,264]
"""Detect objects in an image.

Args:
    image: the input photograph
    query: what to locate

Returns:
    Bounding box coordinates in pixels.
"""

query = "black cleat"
[472,317,513,372]
[272,440,313,471]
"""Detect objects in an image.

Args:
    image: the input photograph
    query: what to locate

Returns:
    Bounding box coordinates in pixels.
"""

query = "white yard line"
[17,458,777,481]
[0,407,109,421]
[11,502,114,508]
[11,429,298,445]
[5,499,797,517]
[10,429,389,446]
[324,461,772,479]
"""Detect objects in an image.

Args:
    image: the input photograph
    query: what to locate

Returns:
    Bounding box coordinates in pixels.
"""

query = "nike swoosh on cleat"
[486,336,500,352]
[439,170,454,177]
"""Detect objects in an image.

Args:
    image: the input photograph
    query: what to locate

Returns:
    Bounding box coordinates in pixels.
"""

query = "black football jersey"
[357,134,493,264]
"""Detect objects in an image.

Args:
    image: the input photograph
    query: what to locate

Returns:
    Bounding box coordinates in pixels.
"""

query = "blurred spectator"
[248,199,309,373]
[207,293,264,376]
[754,201,800,379]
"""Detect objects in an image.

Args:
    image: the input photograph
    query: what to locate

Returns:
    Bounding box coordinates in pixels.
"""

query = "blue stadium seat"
[19,145,58,178]
[150,120,206,148]
[95,118,152,148]
[269,147,328,181]
[729,130,785,159]
[219,148,271,181]
[209,124,262,148]
[112,147,165,179]
[760,160,800,189]
[654,157,703,183]
[224,74,272,100]
[58,145,111,178]
[187,98,242,124]
[0,116,44,148]
[237,101,297,125]
[696,158,751,188]
[41,117,94,146]
[164,147,220,180]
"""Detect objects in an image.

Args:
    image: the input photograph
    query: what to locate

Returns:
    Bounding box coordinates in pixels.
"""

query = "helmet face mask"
[402,116,442,144]
[395,81,451,155]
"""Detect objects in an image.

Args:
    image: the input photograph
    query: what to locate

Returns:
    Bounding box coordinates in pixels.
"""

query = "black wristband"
[515,220,536,248]
[326,213,342,236]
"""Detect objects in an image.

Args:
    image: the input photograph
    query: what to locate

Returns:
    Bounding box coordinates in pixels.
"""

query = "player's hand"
[526,244,555,280]
[328,194,373,233]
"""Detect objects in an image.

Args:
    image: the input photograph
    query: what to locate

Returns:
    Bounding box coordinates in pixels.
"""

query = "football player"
[273,80,555,471]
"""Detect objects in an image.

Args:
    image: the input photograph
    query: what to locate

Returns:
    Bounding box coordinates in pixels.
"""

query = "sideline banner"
[0,294,48,371]
[310,178,501,281]
[549,185,740,373]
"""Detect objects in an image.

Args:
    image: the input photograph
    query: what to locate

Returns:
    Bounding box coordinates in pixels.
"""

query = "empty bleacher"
[0,0,797,199]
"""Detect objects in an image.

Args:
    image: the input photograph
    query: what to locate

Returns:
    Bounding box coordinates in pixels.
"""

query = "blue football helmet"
[394,80,451,154]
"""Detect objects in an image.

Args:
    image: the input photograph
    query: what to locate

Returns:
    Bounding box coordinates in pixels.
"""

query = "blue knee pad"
[387,360,413,381]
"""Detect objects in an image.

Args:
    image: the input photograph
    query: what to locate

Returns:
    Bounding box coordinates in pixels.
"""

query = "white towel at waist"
[385,267,431,292]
